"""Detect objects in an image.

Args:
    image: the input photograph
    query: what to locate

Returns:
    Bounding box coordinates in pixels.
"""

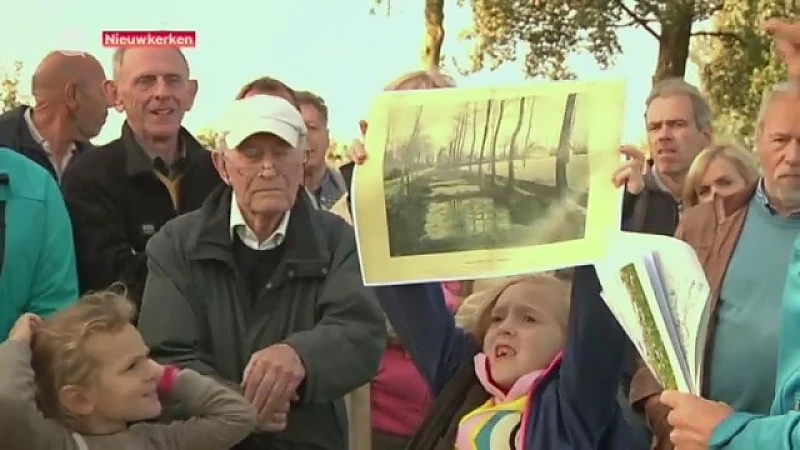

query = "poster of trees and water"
[352,80,626,285]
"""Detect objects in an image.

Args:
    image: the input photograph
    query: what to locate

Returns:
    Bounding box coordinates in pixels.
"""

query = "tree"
[487,99,505,187]
[555,94,577,193]
[506,97,528,192]
[459,0,734,82]
[477,99,493,180]
[196,128,220,150]
[694,0,798,149]
[372,0,445,69]
[1,61,24,114]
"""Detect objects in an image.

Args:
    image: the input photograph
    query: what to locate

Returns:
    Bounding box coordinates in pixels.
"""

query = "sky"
[0,0,703,147]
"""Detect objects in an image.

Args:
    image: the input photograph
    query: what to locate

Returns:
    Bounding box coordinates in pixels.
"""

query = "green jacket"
[0,147,77,339]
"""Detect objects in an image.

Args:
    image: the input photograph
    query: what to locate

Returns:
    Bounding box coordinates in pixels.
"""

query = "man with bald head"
[61,46,221,312]
[0,50,108,181]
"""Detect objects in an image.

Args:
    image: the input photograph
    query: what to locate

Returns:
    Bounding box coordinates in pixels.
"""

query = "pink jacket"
[371,283,461,437]
[370,345,433,437]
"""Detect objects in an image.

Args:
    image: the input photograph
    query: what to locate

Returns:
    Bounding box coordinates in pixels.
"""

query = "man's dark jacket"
[60,123,221,308]
[0,105,93,180]
[137,184,387,450]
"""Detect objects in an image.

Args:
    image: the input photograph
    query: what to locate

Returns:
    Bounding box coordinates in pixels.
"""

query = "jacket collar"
[121,122,205,177]
[713,182,757,220]
[0,105,93,155]
[229,191,291,249]
[186,184,329,268]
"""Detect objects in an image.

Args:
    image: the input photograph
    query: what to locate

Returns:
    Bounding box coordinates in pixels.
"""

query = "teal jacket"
[0,147,77,339]
[709,232,800,448]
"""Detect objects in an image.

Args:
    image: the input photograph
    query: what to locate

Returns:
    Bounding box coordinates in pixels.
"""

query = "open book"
[595,232,712,394]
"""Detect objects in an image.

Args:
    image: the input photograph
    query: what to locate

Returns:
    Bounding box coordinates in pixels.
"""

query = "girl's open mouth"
[494,344,516,359]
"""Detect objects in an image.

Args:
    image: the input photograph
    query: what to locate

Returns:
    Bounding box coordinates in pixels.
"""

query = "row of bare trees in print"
[386,93,580,195]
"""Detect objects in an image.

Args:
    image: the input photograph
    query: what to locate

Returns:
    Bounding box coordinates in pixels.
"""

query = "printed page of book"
[601,290,649,367]
[595,253,691,392]
[609,231,711,393]
[642,253,694,392]
[649,243,711,392]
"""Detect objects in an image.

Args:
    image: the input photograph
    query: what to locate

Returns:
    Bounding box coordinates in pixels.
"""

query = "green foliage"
[195,128,220,150]
[696,0,798,149]
[0,61,24,114]
[458,0,724,79]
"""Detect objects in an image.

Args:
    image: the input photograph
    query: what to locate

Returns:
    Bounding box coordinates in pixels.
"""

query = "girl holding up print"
[375,263,647,450]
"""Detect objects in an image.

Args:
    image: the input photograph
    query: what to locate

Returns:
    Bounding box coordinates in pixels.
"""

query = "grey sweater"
[0,339,257,450]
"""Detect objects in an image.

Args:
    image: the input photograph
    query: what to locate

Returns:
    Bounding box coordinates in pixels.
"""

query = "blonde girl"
[375,266,645,450]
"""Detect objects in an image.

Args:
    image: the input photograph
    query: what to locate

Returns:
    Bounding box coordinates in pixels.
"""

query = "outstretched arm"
[555,265,629,446]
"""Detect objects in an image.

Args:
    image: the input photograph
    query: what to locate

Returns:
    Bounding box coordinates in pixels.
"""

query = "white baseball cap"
[214,95,307,151]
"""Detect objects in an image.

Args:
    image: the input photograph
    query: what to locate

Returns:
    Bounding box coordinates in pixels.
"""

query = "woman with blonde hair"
[681,143,761,207]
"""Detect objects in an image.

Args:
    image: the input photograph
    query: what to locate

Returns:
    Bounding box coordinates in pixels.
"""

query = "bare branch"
[450,55,471,77]
[612,0,660,39]
[691,31,745,45]
[612,18,656,28]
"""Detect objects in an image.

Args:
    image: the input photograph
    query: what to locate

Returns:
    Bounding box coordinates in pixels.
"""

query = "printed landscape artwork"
[595,232,705,394]
[352,80,626,285]
[618,263,679,391]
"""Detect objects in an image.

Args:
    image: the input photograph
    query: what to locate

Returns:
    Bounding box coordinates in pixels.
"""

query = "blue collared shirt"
[753,177,800,220]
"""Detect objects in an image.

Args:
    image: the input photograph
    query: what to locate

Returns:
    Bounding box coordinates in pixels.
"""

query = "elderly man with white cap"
[137,95,387,450]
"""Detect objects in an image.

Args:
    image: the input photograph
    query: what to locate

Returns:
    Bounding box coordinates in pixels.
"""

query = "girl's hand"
[8,314,42,345]
[612,145,647,195]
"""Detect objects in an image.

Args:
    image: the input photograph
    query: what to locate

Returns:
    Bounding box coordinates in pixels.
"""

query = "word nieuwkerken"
[102,31,196,48]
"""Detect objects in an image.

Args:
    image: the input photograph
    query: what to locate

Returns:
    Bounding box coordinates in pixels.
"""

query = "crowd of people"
[1,16,800,450]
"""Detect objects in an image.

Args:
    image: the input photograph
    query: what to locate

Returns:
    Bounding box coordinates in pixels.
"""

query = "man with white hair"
[635,78,800,449]
[61,47,221,311]
[137,94,386,450]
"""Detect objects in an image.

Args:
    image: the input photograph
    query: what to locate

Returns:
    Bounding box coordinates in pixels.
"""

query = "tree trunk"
[477,100,493,181]
[555,94,577,193]
[403,106,424,195]
[489,100,506,187]
[652,7,695,83]
[421,0,445,70]
[507,97,527,192]
[468,102,478,170]
[523,101,534,168]
[455,110,468,165]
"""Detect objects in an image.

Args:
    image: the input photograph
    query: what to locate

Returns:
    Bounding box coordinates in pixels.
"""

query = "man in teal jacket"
[0,146,77,339]
[658,17,800,450]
